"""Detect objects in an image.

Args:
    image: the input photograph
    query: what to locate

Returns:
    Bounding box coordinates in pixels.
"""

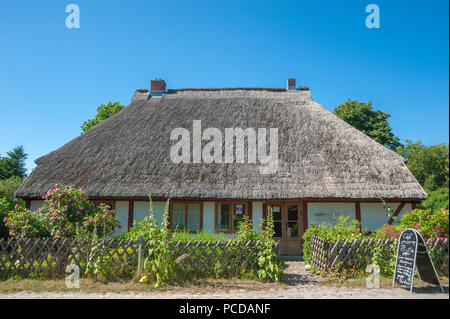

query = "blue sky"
[0,0,448,173]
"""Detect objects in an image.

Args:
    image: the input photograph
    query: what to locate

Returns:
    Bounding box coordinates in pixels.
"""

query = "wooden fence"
[310,235,449,275]
[0,238,262,278]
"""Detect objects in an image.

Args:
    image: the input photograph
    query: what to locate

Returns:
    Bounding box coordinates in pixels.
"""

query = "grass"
[319,273,449,289]
[0,277,285,294]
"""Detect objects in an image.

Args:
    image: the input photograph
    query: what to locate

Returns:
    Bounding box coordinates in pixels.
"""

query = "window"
[91,200,115,210]
[216,202,247,233]
[170,203,202,232]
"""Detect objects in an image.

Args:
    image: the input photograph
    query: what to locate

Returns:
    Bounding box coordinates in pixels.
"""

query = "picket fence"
[0,238,262,278]
[310,235,449,275]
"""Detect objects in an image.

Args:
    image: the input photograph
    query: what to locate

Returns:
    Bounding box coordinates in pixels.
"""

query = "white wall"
[114,201,129,236]
[30,200,43,211]
[308,202,356,228]
[360,202,412,231]
[203,202,215,233]
[252,201,263,231]
[133,201,167,228]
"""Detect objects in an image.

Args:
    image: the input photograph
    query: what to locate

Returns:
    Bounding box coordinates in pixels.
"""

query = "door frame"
[266,200,305,255]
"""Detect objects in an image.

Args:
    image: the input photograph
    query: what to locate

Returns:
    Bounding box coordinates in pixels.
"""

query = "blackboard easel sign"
[392,228,444,293]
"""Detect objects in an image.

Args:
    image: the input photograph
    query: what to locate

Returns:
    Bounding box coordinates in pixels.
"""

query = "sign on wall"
[392,228,443,293]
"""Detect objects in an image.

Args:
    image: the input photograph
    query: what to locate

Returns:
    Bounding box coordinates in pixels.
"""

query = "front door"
[268,202,303,255]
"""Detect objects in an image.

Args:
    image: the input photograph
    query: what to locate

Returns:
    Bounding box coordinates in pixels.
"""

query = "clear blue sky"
[0,0,448,173]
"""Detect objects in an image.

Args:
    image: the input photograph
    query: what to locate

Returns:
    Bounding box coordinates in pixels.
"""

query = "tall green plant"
[142,197,178,287]
[257,207,284,282]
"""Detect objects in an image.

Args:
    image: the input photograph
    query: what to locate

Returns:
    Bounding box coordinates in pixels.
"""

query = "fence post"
[137,236,143,279]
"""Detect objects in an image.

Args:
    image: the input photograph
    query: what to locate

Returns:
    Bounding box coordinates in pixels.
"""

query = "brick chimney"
[287,78,296,91]
[150,79,166,97]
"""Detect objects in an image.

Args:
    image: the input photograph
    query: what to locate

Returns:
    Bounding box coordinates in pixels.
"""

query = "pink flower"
[14,204,19,210]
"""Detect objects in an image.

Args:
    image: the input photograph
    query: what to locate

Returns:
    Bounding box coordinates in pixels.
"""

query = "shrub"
[398,208,449,240]
[141,198,178,287]
[171,230,229,242]
[303,215,362,265]
[373,223,404,240]
[419,187,449,211]
[236,209,284,282]
[5,184,119,238]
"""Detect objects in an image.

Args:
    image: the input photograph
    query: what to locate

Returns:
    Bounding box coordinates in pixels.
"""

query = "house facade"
[16,79,427,255]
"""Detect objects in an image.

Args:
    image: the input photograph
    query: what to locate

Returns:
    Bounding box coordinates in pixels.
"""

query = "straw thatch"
[16,87,427,201]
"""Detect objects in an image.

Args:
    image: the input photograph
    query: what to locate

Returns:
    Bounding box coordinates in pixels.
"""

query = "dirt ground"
[1,262,448,299]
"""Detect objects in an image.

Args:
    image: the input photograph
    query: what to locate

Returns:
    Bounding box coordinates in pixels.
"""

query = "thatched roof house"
[17,79,426,254]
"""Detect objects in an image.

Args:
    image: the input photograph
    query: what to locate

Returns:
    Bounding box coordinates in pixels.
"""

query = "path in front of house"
[1,262,448,299]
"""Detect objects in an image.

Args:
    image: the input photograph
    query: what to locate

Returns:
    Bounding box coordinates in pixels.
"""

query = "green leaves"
[396,140,449,192]
[0,146,28,180]
[333,99,401,150]
[81,101,125,133]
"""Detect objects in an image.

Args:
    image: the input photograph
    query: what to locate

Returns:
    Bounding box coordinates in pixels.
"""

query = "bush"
[303,215,362,265]
[171,231,229,242]
[398,208,449,240]
[419,187,449,211]
[236,210,284,282]
[4,184,119,238]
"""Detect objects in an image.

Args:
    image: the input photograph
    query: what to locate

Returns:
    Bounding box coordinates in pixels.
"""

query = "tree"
[333,100,402,150]
[0,146,28,180]
[396,140,449,191]
[81,101,125,133]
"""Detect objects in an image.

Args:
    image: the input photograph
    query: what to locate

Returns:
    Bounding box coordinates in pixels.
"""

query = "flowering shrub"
[4,185,119,238]
[398,208,449,240]
[373,224,404,240]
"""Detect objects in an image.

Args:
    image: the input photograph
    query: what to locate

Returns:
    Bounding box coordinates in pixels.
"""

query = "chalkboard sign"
[393,228,443,293]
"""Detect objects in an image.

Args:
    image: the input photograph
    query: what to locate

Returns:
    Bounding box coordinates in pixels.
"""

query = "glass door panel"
[287,205,299,238]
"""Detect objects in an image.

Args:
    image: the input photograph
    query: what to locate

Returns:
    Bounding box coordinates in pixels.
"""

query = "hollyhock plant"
[4,185,119,239]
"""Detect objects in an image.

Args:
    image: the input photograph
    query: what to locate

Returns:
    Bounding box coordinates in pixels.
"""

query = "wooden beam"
[355,202,361,232]
[247,201,253,220]
[387,202,405,225]
[25,200,31,210]
[262,202,267,229]
[411,203,417,210]
[128,200,134,230]
[302,200,308,233]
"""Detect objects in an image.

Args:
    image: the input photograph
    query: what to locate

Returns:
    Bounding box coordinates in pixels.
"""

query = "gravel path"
[1,262,448,299]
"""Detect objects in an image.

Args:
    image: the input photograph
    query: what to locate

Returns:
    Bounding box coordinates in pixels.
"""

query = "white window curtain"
[187,204,201,231]
[172,203,185,231]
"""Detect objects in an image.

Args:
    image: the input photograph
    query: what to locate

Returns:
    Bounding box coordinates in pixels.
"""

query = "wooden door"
[268,202,303,255]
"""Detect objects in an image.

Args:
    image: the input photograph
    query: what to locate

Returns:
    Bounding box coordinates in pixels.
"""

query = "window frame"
[169,201,203,232]
[215,202,249,234]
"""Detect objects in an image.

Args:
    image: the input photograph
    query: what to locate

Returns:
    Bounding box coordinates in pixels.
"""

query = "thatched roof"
[16,87,427,201]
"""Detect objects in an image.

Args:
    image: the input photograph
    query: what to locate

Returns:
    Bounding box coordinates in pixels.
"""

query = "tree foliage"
[396,140,449,191]
[333,99,402,150]
[81,101,125,133]
[0,146,28,180]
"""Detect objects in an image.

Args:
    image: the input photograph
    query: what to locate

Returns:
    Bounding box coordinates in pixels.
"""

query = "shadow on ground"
[282,261,322,286]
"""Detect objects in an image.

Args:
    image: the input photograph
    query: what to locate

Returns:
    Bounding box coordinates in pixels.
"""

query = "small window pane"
[233,204,245,230]
[271,206,282,221]
[274,221,282,237]
[287,222,299,238]
[288,205,298,220]
[187,204,201,231]
[172,204,185,231]
[218,204,230,231]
